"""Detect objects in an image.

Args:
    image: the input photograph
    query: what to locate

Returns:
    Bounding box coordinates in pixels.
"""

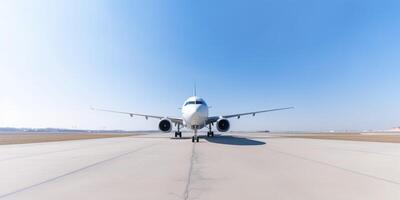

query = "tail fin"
[193,82,197,96]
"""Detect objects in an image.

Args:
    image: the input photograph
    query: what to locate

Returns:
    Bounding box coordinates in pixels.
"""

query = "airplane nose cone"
[194,105,203,113]
[188,105,208,126]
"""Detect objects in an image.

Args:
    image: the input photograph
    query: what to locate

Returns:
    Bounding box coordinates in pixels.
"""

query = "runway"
[0,132,399,200]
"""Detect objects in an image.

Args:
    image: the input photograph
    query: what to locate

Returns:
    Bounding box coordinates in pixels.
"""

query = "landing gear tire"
[207,124,214,137]
[207,131,214,137]
[176,124,182,138]
[175,132,182,138]
[192,136,199,143]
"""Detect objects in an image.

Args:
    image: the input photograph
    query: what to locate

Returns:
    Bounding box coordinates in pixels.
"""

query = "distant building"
[388,127,400,132]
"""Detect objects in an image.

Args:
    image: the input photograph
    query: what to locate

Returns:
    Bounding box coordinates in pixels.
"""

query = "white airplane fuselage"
[181,96,209,130]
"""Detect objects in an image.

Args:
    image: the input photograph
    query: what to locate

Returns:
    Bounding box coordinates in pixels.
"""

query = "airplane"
[93,88,293,143]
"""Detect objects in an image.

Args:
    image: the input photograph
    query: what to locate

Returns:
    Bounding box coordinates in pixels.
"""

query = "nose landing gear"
[191,136,199,143]
[192,129,199,143]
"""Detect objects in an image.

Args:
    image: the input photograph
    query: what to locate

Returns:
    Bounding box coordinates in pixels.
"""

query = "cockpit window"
[184,101,204,106]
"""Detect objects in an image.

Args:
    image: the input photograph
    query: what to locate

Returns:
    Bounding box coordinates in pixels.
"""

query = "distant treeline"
[0,127,139,133]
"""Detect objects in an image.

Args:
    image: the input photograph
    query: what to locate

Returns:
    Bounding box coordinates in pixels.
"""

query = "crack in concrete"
[183,142,196,200]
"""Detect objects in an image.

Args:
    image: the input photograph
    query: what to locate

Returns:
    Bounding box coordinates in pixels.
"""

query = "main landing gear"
[174,124,182,138]
[175,132,182,138]
[207,124,214,137]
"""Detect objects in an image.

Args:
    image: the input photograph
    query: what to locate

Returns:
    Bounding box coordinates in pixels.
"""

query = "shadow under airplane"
[205,135,266,146]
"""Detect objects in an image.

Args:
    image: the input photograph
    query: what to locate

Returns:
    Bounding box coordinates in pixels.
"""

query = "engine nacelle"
[158,118,172,133]
[216,118,230,132]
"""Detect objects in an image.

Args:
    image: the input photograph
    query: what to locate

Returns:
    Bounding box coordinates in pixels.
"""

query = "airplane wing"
[92,108,183,124]
[207,107,294,124]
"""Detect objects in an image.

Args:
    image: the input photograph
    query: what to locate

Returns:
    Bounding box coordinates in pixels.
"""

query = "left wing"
[207,107,294,124]
[92,107,183,124]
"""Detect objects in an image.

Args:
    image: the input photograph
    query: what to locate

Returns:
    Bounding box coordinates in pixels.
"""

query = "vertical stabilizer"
[193,82,197,97]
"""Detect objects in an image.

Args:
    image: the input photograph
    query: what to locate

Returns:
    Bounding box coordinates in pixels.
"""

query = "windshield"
[184,101,204,106]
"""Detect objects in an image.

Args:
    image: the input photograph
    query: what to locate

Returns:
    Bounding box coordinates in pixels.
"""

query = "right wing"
[92,107,183,124]
[207,107,294,124]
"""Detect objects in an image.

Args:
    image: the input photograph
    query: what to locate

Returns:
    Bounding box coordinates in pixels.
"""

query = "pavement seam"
[267,147,400,186]
[0,139,134,162]
[0,141,162,199]
[269,141,400,158]
[183,142,196,200]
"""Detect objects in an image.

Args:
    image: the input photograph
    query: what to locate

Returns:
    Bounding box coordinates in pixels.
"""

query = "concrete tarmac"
[0,132,399,200]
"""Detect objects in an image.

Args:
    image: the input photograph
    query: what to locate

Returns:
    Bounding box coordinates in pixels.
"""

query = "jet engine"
[158,118,172,133]
[216,118,230,132]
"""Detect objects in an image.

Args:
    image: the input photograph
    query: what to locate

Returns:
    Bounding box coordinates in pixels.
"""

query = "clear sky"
[1,0,400,131]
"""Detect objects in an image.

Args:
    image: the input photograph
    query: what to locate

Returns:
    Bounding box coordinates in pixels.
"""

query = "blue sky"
[1,0,399,131]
